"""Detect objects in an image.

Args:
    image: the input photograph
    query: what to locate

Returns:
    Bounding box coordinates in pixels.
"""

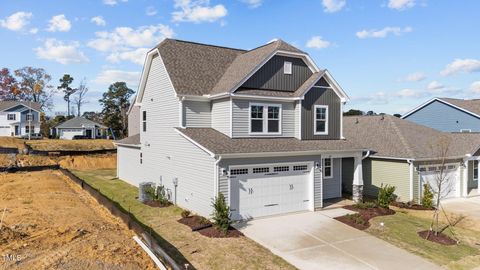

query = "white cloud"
[440,58,480,76]
[0,11,32,32]
[88,24,173,65]
[322,0,346,13]
[396,88,422,98]
[106,48,149,65]
[356,26,412,39]
[172,0,228,23]
[403,72,426,82]
[91,16,106,26]
[34,39,89,64]
[305,36,331,49]
[426,80,444,90]
[146,6,158,16]
[103,0,127,6]
[388,0,415,10]
[93,70,141,87]
[29,28,38,34]
[470,81,480,93]
[47,14,71,32]
[241,0,263,8]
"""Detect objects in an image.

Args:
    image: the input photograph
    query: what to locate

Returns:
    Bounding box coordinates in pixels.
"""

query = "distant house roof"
[56,117,107,129]
[402,97,480,119]
[115,133,140,146]
[343,115,480,160]
[174,128,363,157]
[0,101,42,112]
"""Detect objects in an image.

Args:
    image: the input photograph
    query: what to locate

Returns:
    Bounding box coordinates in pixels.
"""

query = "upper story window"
[142,111,147,132]
[314,105,328,135]
[323,158,333,179]
[474,161,479,181]
[26,113,33,121]
[249,103,281,135]
[7,114,15,121]
[283,61,292,75]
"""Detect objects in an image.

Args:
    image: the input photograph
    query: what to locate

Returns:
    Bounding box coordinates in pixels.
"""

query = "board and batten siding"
[403,100,480,132]
[211,98,230,136]
[232,99,295,137]
[301,88,341,140]
[183,100,211,128]
[322,158,342,199]
[241,55,312,91]
[117,146,142,186]
[138,53,216,218]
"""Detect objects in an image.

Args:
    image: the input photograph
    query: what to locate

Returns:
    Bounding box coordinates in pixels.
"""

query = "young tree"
[0,68,18,100]
[57,74,76,116]
[14,67,56,110]
[99,82,134,137]
[73,79,88,116]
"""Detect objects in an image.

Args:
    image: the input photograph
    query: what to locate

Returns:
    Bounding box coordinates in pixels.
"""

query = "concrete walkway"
[235,211,440,270]
[443,196,480,219]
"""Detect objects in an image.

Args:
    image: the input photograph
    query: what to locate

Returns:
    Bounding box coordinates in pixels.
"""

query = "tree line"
[0,67,134,138]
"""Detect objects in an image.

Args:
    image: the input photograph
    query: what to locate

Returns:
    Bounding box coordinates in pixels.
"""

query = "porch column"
[462,159,469,197]
[353,155,364,203]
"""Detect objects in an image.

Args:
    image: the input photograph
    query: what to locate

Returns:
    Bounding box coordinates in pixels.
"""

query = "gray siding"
[323,158,342,199]
[241,55,312,91]
[128,105,140,136]
[301,87,341,140]
[404,100,480,132]
[183,100,211,128]
[468,160,478,192]
[211,98,230,136]
[314,165,322,208]
[138,54,216,218]
[232,99,295,137]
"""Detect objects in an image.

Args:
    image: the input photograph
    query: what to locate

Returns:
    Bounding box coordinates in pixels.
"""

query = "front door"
[14,125,19,136]
[85,129,92,138]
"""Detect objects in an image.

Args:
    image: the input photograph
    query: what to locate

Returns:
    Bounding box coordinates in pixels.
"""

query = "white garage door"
[230,163,312,220]
[420,164,459,199]
[59,129,83,140]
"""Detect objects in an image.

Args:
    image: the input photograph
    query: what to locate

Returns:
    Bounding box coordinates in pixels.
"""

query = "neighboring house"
[0,101,41,137]
[115,38,366,220]
[342,115,480,201]
[53,116,107,140]
[402,98,480,132]
[127,96,140,137]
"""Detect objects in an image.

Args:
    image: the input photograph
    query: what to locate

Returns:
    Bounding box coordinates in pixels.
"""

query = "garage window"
[323,158,332,178]
[474,161,479,181]
[293,165,308,171]
[230,168,248,175]
[428,166,436,172]
[249,103,281,135]
[274,166,289,172]
[314,105,328,135]
[253,167,269,174]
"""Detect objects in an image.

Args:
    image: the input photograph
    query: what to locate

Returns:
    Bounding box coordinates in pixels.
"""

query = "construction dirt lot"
[0,170,156,270]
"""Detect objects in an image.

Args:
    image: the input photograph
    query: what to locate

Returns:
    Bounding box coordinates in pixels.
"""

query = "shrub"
[421,184,434,209]
[181,210,191,218]
[346,213,367,225]
[377,184,396,208]
[144,185,156,201]
[211,193,231,234]
[355,201,377,209]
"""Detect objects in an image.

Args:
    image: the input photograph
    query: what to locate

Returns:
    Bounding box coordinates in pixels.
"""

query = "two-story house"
[115,39,366,220]
[0,101,41,137]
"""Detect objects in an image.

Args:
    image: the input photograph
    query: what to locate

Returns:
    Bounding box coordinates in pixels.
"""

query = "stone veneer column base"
[352,184,363,203]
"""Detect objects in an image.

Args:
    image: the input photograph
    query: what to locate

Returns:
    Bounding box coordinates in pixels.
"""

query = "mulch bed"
[178,215,243,238]
[391,202,434,210]
[335,205,396,230]
[418,230,457,245]
[143,200,172,208]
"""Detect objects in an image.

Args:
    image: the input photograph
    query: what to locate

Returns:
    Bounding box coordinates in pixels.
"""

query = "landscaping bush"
[181,210,191,218]
[354,201,378,209]
[211,193,231,234]
[421,184,434,209]
[345,213,367,225]
[377,184,396,208]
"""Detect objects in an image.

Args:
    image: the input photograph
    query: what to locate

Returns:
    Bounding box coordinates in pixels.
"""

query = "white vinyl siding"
[138,54,216,217]
[183,100,211,128]
[232,99,295,137]
[211,98,230,136]
[117,146,142,186]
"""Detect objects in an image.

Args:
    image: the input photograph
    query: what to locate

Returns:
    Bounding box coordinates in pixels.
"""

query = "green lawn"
[71,169,294,270]
[367,210,480,269]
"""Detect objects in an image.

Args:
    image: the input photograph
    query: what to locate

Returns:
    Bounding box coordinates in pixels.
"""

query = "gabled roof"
[115,133,140,146]
[56,116,107,129]
[0,101,42,112]
[344,115,480,160]
[402,97,480,119]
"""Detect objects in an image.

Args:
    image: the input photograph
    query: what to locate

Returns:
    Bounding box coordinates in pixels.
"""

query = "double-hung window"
[323,158,333,179]
[7,114,15,121]
[314,105,328,135]
[250,103,281,134]
[142,111,147,132]
[26,113,33,121]
[474,161,479,181]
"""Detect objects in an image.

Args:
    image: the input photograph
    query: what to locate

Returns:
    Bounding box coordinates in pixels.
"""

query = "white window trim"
[323,157,333,179]
[7,114,15,121]
[248,103,282,135]
[284,61,292,75]
[314,105,329,135]
[474,160,479,181]
[26,113,33,121]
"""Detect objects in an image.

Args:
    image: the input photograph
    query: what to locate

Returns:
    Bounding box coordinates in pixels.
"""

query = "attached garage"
[419,164,460,199]
[58,129,84,140]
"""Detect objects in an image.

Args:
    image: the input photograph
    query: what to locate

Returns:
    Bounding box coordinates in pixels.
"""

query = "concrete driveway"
[443,196,480,219]
[235,210,439,270]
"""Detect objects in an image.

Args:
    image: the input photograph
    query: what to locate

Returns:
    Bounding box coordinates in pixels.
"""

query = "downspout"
[214,155,222,198]
[407,159,414,201]
[362,150,371,160]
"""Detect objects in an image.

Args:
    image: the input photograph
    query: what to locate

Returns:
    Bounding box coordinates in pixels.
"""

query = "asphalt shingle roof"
[115,134,140,145]
[438,98,480,116]
[0,101,42,112]
[56,117,106,129]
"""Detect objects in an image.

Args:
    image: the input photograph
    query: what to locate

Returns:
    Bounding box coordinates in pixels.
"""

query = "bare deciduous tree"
[73,79,88,116]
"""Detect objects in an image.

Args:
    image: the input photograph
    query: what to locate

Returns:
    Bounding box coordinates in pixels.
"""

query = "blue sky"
[1,0,479,115]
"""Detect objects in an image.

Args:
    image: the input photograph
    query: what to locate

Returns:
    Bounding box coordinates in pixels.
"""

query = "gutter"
[218,149,367,159]
[214,155,222,197]
[362,150,371,160]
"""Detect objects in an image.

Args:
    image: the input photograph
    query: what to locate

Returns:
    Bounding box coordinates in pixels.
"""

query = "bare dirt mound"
[0,225,29,245]
[58,154,116,170]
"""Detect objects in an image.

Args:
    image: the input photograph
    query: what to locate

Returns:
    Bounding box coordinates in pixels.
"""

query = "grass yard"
[71,169,294,270]
[25,139,116,151]
[367,209,480,269]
